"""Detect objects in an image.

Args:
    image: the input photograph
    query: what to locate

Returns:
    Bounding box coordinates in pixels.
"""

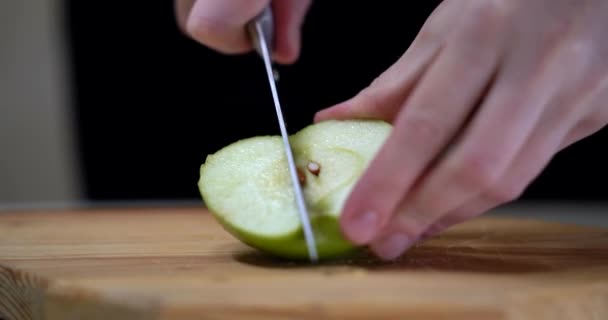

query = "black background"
[62,1,607,202]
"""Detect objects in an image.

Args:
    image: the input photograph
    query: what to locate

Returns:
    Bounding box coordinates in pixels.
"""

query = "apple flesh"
[198,119,391,260]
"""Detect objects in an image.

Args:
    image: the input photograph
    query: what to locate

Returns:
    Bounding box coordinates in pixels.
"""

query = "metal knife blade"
[247,7,319,262]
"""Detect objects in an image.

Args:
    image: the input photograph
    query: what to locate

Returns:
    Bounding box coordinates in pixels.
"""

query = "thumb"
[313,69,413,124]
[314,40,440,123]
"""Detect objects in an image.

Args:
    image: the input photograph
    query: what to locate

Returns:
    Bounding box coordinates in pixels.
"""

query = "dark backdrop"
[62,1,607,202]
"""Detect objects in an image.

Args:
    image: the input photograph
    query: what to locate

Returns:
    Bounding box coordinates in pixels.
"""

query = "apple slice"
[198,119,391,260]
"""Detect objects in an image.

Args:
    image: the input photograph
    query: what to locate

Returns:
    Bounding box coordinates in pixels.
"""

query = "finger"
[372,35,601,260]
[425,43,608,241]
[338,11,504,246]
[559,78,608,150]
[559,45,608,151]
[370,85,545,260]
[313,1,462,123]
[185,0,269,54]
[560,118,608,151]
[423,103,584,240]
[271,0,313,64]
[420,119,572,240]
[419,198,497,240]
[313,35,441,123]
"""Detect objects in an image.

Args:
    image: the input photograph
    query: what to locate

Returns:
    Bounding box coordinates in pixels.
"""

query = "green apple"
[198,119,391,260]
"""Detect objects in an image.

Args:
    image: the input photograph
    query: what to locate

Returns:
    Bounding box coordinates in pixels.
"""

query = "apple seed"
[307,161,321,176]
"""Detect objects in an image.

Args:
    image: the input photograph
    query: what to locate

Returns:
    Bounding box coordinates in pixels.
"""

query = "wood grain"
[1,206,607,320]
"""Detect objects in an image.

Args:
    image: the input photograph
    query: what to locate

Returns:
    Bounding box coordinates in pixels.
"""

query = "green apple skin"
[211,208,358,260]
[198,119,391,261]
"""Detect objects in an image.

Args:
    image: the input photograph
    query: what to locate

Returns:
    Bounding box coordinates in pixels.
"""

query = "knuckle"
[545,15,575,38]
[403,115,447,146]
[460,0,511,41]
[185,16,213,42]
[561,38,604,83]
[392,211,429,241]
[570,116,607,141]
[423,221,449,238]
[581,116,608,132]
[485,182,524,204]
[471,0,510,23]
[576,116,601,131]
[443,209,479,226]
[445,214,472,227]
[450,152,502,192]
[414,1,453,45]
[357,87,386,114]
[565,39,594,62]
[368,75,384,89]
[416,25,441,45]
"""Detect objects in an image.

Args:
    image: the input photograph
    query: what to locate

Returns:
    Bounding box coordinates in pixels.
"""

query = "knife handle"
[247,6,274,58]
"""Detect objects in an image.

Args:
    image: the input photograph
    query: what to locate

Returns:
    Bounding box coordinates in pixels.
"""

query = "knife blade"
[247,7,319,262]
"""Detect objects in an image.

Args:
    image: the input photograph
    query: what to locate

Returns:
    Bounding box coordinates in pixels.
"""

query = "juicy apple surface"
[198,119,391,260]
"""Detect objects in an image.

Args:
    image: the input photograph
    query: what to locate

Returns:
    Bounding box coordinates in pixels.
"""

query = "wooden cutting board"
[1,206,607,320]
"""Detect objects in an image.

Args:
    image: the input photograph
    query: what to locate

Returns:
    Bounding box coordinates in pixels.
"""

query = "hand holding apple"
[314,0,608,260]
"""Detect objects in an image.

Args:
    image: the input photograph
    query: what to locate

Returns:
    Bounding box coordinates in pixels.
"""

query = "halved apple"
[198,119,391,260]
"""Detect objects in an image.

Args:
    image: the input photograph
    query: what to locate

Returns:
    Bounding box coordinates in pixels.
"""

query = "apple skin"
[198,119,392,261]
[210,208,358,260]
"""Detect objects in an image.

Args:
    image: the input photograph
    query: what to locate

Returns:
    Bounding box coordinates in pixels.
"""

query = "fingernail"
[372,233,411,261]
[344,210,378,244]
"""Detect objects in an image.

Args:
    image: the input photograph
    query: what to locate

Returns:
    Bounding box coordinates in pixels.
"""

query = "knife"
[247,6,319,262]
